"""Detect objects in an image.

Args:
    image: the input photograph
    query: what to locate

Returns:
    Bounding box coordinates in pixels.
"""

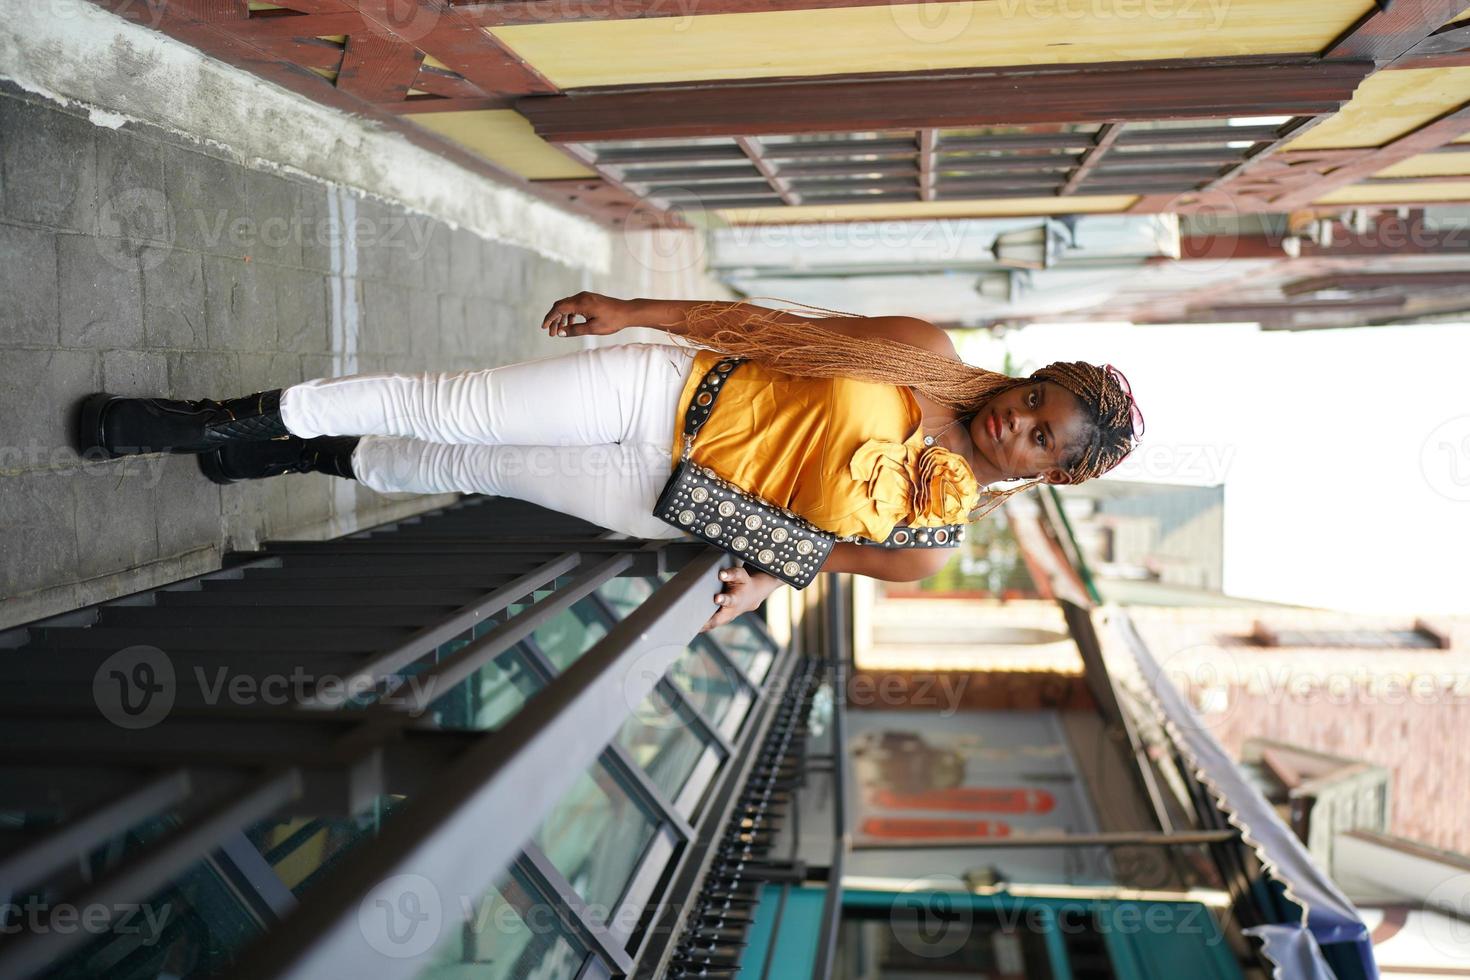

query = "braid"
[665,299,1141,521]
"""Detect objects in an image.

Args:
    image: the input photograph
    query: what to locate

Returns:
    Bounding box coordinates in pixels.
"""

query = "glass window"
[250,796,402,895]
[617,685,710,800]
[422,643,541,731]
[707,618,774,684]
[533,761,659,921]
[418,865,586,980]
[597,575,658,618]
[32,814,266,978]
[518,598,609,673]
[667,645,742,725]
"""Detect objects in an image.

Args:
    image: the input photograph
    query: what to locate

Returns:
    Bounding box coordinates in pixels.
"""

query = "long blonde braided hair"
[662,299,1144,524]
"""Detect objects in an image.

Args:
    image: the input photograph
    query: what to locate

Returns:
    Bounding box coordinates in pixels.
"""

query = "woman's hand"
[702,565,783,633]
[541,291,635,338]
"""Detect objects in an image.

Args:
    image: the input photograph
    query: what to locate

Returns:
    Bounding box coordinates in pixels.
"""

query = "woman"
[75,293,1143,632]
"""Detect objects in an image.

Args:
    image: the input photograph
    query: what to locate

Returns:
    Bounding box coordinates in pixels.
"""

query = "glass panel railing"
[708,618,775,684]
[416,864,586,979]
[533,760,660,921]
[617,685,710,801]
[597,575,659,618]
[250,796,401,895]
[422,641,541,732]
[668,645,742,725]
[510,597,609,672]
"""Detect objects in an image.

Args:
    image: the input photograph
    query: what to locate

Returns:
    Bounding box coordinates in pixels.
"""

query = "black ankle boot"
[198,436,360,485]
[76,389,291,458]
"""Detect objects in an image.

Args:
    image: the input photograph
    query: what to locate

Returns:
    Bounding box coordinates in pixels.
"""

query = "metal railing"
[0,496,810,980]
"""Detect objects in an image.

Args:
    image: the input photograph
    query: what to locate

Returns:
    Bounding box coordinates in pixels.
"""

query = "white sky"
[957,320,1470,615]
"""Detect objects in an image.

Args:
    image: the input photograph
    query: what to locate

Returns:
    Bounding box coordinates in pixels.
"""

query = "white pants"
[278,342,699,539]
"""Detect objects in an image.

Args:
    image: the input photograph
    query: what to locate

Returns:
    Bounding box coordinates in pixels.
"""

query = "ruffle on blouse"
[847,430,981,539]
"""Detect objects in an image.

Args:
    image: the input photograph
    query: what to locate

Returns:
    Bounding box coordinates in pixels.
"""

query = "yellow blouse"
[669,349,981,540]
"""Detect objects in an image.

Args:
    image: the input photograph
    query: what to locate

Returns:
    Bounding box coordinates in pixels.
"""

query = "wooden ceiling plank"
[453,0,929,26]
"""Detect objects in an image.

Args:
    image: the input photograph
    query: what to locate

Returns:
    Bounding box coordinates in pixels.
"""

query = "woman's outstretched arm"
[701,542,956,632]
[541,292,957,358]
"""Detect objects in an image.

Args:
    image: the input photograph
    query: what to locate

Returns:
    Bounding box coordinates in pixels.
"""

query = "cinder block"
[276,267,329,353]
[141,246,207,349]
[361,278,414,356]
[407,288,441,361]
[420,221,451,293]
[102,349,167,394]
[0,348,99,466]
[161,143,249,257]
[0,469,80,599]
[58,234,143,349]
[437,294,470,359]
[243,169,305,268]
[0,96,98,234]
[152,454,223,559]
[73,457,162,579]
[95,125,170,248]
[202,254,277,351]
[0,222,60,346]
[237,351,303,393]
[165,349,240,399]
[298,183,333,272]
[447,226,484,294]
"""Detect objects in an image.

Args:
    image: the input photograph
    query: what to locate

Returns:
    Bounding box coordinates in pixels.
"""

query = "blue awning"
[1104,609,1379,980]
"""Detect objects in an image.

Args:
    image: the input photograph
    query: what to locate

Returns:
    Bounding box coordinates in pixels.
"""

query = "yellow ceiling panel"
[489,0,1370,88]
[411,110,595,180]
[1373,152,1470,177]
[1316,181,1470,204]
[717,195,1136,224]
[1285,66,1470,149]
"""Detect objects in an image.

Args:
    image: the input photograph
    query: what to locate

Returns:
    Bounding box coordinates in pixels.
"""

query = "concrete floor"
[0,82,724,630]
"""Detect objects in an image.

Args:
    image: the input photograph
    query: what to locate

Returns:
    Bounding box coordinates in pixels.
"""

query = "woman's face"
[968,380,1091,484]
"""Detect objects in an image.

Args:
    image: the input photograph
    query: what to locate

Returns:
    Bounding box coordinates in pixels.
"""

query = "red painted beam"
[337,32,423,101]
[517,61,1374,142]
